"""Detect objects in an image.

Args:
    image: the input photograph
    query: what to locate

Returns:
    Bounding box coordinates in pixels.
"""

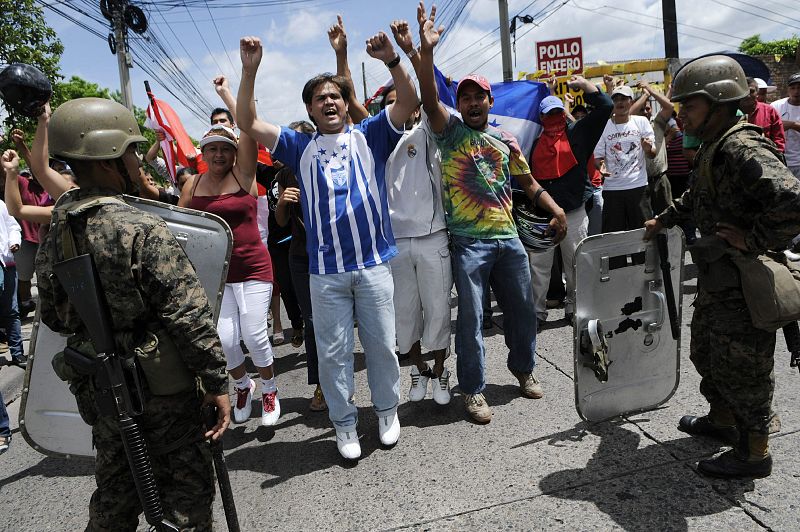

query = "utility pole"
[362,62,368,102]
[498,0,513,82]
[662,0,679,60]
[110,1,133,109]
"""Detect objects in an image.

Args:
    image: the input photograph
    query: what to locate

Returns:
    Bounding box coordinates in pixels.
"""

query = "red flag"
[145,90,200,183]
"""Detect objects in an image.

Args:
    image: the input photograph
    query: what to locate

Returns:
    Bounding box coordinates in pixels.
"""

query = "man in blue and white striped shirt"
[237,33,419,461]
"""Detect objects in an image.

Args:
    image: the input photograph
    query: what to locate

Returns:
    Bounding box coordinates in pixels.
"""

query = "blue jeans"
[310,262,400,430]
[451,235,538,395]
[0,389,9,438]
[0,265,23,359]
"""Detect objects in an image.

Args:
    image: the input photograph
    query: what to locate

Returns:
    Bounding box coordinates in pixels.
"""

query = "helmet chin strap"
[692,101,719,140]
[113,158,139,195]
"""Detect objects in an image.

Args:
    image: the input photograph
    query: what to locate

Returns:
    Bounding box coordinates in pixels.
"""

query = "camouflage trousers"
[690,292,776,434]
[86,389,215,532]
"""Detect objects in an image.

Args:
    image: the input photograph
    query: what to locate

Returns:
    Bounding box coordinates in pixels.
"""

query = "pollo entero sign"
[536,37,583,76]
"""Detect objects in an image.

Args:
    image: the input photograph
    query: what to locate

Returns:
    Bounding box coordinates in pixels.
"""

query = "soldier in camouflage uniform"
[35,97,231,530]
[644,56,800,478]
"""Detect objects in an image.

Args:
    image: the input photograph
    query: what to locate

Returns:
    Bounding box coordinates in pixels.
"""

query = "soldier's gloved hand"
[715,222,748,251]
[203,393,231,441]
[643,218,663,240]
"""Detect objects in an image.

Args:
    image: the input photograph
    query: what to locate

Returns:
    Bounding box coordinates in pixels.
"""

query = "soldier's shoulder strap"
[694,121,762,198]
[51,193,127,261]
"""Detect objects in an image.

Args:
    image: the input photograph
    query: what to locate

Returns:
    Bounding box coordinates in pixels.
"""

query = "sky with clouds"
[41,0,796,138]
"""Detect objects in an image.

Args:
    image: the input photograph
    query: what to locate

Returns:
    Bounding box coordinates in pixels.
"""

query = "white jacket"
[0,200,22,267]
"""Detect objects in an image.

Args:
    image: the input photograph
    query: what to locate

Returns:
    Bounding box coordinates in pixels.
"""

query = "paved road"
[1,264,799,531]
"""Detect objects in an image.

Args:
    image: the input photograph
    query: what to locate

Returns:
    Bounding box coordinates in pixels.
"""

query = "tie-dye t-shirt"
[434,113,531,239]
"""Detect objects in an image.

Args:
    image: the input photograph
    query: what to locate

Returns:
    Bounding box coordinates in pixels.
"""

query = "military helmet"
[48,97,147,160]
[0,63,52,118]
[671,55,749,104]
[512,190,556,252]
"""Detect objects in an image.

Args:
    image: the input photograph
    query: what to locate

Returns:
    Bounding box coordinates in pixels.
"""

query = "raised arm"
[30,104,73,200]
[2,150,53,224]
[144,134,162,164]
[416,1,448,134]
[365,31,418,129]
[213,75,238,122]
[236,37,281,149]
[638,80,674,120]
[390,19,421,81]
[329,15,370,123]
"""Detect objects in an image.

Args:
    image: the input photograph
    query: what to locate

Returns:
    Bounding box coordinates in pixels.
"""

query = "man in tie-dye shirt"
[416,2,567,424]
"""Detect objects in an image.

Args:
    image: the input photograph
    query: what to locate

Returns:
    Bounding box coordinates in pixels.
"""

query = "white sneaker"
[336,429,361,460]
[432,369,451,405]
[261,390,281,426]
[408,366,430,402]
[232,380,256,423]
[378,412,400,446]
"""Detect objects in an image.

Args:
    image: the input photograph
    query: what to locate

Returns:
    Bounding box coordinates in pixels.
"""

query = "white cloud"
[266,10,336,46]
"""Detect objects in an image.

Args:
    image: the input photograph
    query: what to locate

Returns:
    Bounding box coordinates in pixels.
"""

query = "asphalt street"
[1,260,799,531]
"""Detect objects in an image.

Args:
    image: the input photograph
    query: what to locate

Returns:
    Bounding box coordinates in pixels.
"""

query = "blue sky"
[40,0,793,138]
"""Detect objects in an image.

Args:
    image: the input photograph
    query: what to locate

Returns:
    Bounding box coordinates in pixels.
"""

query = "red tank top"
[190,185,273,284]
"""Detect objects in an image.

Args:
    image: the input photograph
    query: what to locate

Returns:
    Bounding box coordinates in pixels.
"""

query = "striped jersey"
[271,110,402,274]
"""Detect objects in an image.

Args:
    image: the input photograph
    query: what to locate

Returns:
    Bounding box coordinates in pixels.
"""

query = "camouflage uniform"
[36,187,228,531]
[657,122,800,434]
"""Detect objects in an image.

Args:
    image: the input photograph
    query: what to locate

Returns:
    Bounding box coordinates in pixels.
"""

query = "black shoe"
[10,354,27,369]
[698,449,773,479]
[482,316,493,330]
[18,300,35,320]
[678,415,738,444]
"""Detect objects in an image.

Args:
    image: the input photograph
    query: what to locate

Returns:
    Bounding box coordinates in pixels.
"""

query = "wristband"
[406,48,418,59]
[385,54,401,69]
[532,188,545,209]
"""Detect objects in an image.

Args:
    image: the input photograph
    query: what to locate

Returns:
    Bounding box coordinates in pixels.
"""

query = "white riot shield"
[573,227,685,422]
[20,197,232,458]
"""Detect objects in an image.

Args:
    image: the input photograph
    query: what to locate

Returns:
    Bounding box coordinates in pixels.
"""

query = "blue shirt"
[271,110,402,274]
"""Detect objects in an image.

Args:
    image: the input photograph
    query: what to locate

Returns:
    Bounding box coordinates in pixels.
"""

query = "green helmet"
[49,97,147,160]
[670,55,749,104]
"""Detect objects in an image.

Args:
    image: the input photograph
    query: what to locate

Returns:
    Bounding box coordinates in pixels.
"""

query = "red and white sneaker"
[261,390,281,426]
[232,380,255,423]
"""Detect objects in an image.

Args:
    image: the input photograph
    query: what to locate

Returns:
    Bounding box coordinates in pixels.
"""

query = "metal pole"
[112,2,133,110]
[498,0,513,82]
[361,62,368,102]
[662,0,679,60]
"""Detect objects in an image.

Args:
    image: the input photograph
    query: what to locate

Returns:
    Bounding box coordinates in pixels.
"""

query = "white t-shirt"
[772,97,800,167]
[594,115,655,191]
[385,116,446,239]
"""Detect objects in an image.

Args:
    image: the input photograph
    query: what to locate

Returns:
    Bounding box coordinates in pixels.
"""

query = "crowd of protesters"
[2,3,800,466]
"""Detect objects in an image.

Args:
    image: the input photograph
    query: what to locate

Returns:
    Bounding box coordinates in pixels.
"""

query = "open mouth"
[323,108,338,118]
[467,109,483,119]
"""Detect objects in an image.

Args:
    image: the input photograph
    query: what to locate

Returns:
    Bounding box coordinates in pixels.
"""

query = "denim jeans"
[289,254,319,385]
[451,235,537,395]
[0,389,9,438]
[310,262,400,430]
[0,265,23,359]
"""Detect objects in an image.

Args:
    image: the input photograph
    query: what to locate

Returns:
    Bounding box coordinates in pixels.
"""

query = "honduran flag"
[433,65,548,159]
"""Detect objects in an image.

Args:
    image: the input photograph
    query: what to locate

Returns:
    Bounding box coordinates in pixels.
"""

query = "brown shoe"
[291,327,304,348]
[511,371,543,399]
[310,385,327,411]
[464,393,492,423]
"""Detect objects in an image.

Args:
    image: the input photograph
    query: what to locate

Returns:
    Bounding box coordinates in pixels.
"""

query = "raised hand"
[213,75,230,95]
[390,19,414,54]
[11,129,25,149]
[603,74,615,93]
[240,36,263,73]
[635,79,652,93]
[328,14,347,52]
[1,149,19,172]
[567,74,596,93]
[366,32,396,63]
[418,1,445,52]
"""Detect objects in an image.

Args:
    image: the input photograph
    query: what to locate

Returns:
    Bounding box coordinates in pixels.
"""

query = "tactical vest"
[50,194,197,395]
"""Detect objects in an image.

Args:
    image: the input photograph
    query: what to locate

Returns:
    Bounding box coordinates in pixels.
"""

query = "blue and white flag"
[434,66,549,159]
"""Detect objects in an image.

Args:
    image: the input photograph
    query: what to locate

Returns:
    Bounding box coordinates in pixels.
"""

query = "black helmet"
[0,63,52,118]
[512,189,556,252]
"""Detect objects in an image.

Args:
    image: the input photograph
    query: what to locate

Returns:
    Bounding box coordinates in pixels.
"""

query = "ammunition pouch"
[688,236,741,293]
[730,250,800,332]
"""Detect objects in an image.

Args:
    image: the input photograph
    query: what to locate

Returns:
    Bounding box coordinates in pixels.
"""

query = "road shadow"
[529,420,755,531]
[0,455,94,493]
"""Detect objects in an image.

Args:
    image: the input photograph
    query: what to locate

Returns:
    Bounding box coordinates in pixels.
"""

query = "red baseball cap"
[457,74,492,99]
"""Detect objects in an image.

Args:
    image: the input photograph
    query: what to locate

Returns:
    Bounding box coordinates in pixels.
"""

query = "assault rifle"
[54,253,180,532]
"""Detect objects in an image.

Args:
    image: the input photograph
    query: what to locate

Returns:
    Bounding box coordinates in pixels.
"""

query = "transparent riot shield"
[20,197,232,457]
[573,227,685,422]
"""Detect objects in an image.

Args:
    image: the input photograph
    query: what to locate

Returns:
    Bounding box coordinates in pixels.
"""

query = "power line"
[203,0,240,82]
[708,0,800,31]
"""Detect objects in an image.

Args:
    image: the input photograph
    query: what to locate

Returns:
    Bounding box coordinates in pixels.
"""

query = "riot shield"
[20,197,232,458]
[573,227,685,422]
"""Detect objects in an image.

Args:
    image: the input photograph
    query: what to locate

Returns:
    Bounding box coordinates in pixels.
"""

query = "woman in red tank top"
[180,124,280,427]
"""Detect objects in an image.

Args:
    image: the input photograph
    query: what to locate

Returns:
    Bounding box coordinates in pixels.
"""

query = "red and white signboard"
[536,37,583,76]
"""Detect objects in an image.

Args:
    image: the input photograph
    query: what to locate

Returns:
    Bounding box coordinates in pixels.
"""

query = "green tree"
[739,34,800,56]
[0,0,64,136]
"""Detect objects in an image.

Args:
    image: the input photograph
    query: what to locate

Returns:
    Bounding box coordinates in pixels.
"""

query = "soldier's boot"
[698,431,772,479]
[678,405,738,444]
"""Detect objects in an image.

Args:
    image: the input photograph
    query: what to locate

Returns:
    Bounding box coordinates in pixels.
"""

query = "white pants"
[527,206,588,320]
[218,280,274,370]
[392,230,453,354]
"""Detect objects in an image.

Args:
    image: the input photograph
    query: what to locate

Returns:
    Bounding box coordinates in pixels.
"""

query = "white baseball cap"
[754,78,777,92]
